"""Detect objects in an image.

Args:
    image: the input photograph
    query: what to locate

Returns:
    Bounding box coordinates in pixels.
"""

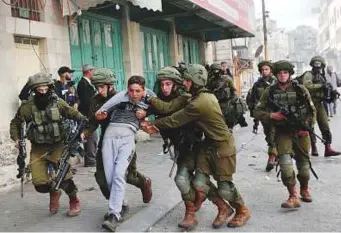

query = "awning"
[61,0,162,17]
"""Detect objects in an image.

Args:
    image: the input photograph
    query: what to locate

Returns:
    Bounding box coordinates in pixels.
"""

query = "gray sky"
[254,0,319,30]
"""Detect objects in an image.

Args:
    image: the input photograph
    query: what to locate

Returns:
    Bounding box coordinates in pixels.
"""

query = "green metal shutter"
[141,26,170,90]
[69,13,125,90]
[182,36,201,64]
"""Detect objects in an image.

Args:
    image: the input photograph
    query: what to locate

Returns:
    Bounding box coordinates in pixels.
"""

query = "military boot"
[324,145,341,157]
[265,153,277,172]
[102,214,119,232]
[311,143,319,156]
[67,195,81,217]
[227,203,250,228]
[211,197,235,229]
[281,185,301,208]
[49,190,61,214]
[194,189,206,211]
[300,184,313,203]
[178,201,198,230]
[140,176,152,203]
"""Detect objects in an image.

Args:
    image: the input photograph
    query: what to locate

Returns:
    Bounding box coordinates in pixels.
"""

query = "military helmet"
[183,64,208,87]
[91,68,116,86]
[27,72,54,89]
[257,60,274,72]
[309,56,326,67]
[210,63,221,71]
[157,66,182,84]
[273,60,295,76]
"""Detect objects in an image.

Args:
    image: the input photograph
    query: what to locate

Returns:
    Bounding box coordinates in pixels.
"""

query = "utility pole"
[262,0,269,60]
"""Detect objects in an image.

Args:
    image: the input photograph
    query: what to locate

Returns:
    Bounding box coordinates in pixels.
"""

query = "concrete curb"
[117,183,182,232]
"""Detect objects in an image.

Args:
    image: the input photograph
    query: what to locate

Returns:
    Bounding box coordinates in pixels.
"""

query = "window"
[11,0,42,21]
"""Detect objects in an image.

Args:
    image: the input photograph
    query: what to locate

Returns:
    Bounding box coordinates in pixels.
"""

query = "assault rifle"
[268,98,325,144]
[16,122,27,198]
[53,120,85,191]
[168,146,179,178]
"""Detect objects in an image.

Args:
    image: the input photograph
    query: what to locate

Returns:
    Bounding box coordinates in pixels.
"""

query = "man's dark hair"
[128,75,145,88]
[221,61,227,65]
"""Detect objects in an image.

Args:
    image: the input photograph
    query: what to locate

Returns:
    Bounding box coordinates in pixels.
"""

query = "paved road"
[150,115,341,232]
[1,115,341,232]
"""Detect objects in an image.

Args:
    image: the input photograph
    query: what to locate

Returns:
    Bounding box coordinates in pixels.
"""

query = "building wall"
[0,1,70,150]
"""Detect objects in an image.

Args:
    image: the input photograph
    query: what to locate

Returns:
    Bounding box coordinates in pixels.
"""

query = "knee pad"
[279,154,295,186]
[175,169,191,194]
[34,183,51,193]
[60,179,78,196]
[192,171,210,193]
[217,181,236,203]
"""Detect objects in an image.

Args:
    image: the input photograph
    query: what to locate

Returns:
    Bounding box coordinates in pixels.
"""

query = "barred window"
[11,0,42,21]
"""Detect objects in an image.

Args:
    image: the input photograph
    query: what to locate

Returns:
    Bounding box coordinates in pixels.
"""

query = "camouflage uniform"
[82,68,152,205]
[207,63,247,130]
[10,72,86,216]
[151,64,250,228]
[254,61,316,208]
[298,56,341,157]
[150,66,235,230]
[248,61,278,172]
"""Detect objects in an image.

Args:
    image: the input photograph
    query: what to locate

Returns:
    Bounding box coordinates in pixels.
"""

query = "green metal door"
[69,13,125,90]
[182,36,201,64]
[141,26,170,90]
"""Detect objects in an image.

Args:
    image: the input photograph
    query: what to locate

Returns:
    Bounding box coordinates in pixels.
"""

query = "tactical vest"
[27,99,70,144]
[299,71,325,101]
[269,85,309,127]
[253,77,275,102]
[208,76,231,101]
[109,102,140,130]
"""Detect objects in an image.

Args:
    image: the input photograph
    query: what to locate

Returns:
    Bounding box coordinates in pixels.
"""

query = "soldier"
[142,64,250,228]
[10,72,87,216]
[80,69,152,221]
[149,66,235,230]
[206,63,248,130]
[254,61,316,208]
[298,56,340,157]
[248,61,278,172]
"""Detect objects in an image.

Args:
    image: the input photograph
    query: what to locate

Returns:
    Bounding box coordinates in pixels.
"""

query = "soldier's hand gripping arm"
[152,101,201,129]
[148,94,191,115]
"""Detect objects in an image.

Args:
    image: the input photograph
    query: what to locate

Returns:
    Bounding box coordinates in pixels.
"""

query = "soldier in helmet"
[248,61,277,172]
[10,72,87,216]
[254,60,316,209]
[80,69,152,224]
[207,63,248,130]
[142,64,250,228]
[298,56,340,157]
[148,66,235,230]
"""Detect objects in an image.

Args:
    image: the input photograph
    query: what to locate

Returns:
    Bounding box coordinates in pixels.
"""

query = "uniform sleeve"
[253,88,272,122]
[302,74,323,90]
[302,86,317,125]
[153,101,201,129]
[9,103,31,141]
[82,98,100,137]
[149,95,190,115]
[58,99,87,121]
